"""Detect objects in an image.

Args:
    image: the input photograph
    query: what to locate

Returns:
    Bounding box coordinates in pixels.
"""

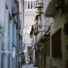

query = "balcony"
[36,0,43,8]
[45,0,64,17]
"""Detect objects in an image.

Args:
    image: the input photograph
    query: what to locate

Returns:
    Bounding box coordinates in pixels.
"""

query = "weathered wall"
[50,9,68,68]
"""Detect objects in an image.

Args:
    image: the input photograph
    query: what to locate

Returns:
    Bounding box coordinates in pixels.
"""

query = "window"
[24,1,36,9]
[28,1,30,9]
[31,1,35,9]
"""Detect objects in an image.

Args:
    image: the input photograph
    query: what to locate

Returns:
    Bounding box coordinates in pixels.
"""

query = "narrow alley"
[22,64,37,68]
[0,0,68,68]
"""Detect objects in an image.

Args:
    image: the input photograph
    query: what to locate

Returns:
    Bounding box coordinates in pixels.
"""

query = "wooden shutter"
[52,29,62,57]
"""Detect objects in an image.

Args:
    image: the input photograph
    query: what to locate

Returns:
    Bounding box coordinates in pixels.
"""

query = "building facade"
[23,0,36,63]
[0,0,23,68]
[19,0,24,67]
[30,0,68,68]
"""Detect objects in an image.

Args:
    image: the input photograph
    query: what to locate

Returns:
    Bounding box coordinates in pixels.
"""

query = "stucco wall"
[46,55,50,68]
[50,9,68,68]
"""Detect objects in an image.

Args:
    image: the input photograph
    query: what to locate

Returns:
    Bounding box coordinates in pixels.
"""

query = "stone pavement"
[22,64,37,68]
